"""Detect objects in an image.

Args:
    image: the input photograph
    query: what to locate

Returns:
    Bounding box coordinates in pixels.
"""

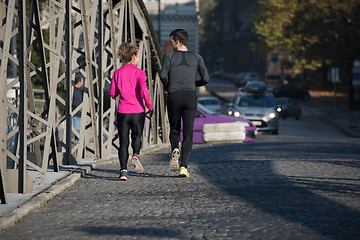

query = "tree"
[252,0,360,105]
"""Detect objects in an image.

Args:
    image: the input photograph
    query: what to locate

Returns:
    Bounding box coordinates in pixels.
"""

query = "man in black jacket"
[72,76,84,141]
[160,29,210,177]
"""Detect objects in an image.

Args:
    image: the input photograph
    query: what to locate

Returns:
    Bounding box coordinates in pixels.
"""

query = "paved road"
[1,134,359,239]
[275,115,347,138]
[2,79,359,239]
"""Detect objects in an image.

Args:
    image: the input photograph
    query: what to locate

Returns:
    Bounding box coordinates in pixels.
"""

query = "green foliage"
[253,0,360,73]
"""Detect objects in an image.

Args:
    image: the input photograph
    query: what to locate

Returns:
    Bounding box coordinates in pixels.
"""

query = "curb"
[0,143,169,231]
[325,119,360,138]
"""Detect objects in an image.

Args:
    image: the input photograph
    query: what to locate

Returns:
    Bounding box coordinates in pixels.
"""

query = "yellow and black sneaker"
[179,166,189,178]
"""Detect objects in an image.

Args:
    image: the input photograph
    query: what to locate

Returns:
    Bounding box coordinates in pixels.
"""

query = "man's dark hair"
[170,29,189,46]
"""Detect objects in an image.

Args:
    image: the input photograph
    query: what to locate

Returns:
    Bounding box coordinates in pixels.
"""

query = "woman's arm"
[109,72,120,98]
[139,71,153,111]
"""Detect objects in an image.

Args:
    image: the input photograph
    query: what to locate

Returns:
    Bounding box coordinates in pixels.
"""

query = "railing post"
[18,0,27,193]
[65,0,72,164]
[98,0,103,158]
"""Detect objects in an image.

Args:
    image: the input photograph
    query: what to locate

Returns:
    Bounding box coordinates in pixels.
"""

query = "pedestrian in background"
[109,42,153,181]
[160,29,210,177]
[72,76,84,142]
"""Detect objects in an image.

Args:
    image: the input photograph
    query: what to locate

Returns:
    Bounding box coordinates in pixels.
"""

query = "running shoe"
[132,154,144,173]
[169,148,180,171]
[118,170,128,181]
[179,166,189,178]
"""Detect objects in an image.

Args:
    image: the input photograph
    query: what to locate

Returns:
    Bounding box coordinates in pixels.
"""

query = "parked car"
[275,97,301,120]
[198,96,222,113]
[275,84,310,101]
[190,103,257,143]
[233,72,261,87]
[227,81,279,134]
[263,74,288,88]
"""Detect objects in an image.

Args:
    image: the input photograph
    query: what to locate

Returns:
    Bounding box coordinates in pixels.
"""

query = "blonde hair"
[118,42,138,63]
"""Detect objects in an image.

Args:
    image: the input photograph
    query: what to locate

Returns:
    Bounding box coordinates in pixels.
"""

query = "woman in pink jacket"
[109,42,153,181]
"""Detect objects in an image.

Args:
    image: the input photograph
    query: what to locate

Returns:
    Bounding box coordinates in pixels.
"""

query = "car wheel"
[295,115,300,120]
[303,93,310,101]
[282,116,287,120]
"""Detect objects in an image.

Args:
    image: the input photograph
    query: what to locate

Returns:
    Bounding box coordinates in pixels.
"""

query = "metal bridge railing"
[0,0,168,204]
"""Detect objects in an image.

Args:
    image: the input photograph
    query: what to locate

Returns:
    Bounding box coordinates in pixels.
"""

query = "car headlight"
[276,107,282,112]
[234,111,241,118]
[269,112,276,119]
[228,110,233,116]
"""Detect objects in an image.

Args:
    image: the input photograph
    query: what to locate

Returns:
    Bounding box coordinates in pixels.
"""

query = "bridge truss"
[0,0,168,204]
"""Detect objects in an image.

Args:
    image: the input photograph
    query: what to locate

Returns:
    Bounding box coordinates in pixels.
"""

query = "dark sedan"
[275,97,302,120]
[276,85,310,101]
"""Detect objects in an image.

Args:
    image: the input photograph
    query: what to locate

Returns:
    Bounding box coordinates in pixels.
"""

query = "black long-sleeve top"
[160,50,210,93]
[72,87,82,117]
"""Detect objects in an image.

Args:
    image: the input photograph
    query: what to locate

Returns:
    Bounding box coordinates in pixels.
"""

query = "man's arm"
[195,55,210,87]
[160,54,171,89]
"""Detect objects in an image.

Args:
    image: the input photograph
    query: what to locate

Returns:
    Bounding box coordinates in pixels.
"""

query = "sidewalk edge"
[325,119,360,138]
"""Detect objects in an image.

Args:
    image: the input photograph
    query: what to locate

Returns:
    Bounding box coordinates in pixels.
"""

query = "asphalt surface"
[1,138,360,239]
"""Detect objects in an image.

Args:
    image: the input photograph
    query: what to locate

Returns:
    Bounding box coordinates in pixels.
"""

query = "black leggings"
[167,90,197,168]
[116,112,145,170]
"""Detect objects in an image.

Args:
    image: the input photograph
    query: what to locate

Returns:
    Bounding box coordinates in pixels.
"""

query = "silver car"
[198,96,222,114]
[227,83,279,134]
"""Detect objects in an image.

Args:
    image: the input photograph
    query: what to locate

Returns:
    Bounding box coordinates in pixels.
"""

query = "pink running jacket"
[110,64,153,113]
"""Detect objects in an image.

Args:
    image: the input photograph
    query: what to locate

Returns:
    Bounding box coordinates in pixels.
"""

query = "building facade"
[222,0,266,75]
[144,0,199,54]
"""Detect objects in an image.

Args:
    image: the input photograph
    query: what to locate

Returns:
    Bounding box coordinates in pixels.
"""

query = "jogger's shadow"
[128,171,180,179]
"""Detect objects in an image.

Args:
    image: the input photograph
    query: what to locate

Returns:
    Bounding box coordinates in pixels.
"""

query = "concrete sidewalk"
[324,109,360,138]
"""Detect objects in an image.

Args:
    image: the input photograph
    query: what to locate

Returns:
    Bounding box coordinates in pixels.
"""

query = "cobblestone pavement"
[1,137,360,239]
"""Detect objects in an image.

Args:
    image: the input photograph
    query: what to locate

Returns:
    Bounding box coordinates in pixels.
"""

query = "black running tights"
[116,112,145,170]
[167,90,197,168]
